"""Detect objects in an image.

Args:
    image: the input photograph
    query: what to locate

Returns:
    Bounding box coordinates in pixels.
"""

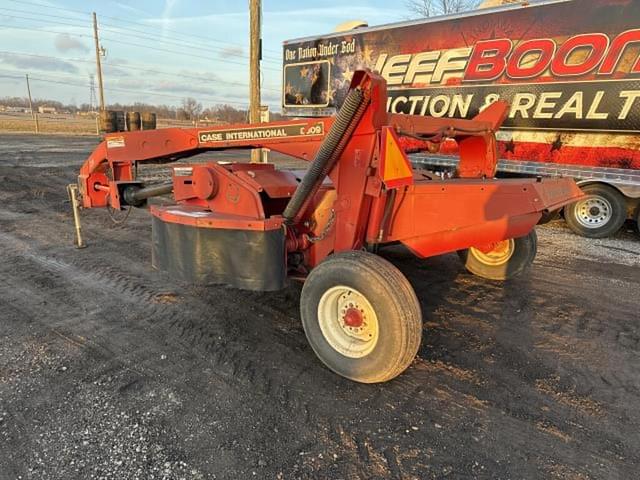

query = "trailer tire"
[458,230,537,281]
[564,184,626,238]
[300,251,422,383]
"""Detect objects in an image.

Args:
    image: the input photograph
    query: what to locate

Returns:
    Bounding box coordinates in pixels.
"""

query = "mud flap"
[152,217,286,291]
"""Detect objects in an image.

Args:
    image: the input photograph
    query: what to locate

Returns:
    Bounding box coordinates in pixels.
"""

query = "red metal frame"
[77,70,583,274]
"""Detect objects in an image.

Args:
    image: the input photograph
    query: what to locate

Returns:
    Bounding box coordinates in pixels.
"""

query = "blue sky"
[0,0,409,109]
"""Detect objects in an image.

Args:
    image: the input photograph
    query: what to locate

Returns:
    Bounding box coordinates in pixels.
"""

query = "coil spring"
[282,87,367,224]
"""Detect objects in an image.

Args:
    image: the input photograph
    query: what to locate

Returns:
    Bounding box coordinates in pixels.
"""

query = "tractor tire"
[458,230,537,281]
[300,251,422,383]
[564,184,627,238]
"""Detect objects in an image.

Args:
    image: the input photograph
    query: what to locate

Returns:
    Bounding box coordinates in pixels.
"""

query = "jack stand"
[66,184,86,249]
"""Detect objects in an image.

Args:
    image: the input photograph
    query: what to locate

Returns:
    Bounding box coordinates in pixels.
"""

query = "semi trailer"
[282,0,640,238]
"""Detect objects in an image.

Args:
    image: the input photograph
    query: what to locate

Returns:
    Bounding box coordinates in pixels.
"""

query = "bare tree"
[179,97,203,121]
[405,0,482,17]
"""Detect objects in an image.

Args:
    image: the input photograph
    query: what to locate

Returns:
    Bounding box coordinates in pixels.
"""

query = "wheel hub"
[317,286,379,358]
[575,196,612,229]
[469,239,515,266]
[343,307,364,328]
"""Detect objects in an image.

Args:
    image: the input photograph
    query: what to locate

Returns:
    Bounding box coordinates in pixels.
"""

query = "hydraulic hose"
[282,87,368,224]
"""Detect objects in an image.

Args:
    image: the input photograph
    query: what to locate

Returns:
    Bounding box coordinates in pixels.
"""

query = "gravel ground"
[0,134,639,480]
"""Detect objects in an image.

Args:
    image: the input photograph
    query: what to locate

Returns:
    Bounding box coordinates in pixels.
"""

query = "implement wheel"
[300,251,422,383]
[458,230,537,281]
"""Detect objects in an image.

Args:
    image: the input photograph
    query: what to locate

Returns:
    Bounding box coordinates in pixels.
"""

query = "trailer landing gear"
[300,251,422,383]
[458,230,538,281]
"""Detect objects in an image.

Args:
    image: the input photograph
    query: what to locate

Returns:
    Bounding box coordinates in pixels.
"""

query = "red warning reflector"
[380,127,413,188]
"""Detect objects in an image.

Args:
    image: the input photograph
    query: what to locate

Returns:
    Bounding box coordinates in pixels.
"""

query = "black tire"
[538,209,560,225]
[458,230,537,281]
[300,251,422,383]
[564,184,627,238]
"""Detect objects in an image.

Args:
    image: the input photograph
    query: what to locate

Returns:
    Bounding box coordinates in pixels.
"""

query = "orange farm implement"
[70,71,583,382]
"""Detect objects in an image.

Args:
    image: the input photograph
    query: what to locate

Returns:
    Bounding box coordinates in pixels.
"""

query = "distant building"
[6,106,28,113]
[38,106,57,114]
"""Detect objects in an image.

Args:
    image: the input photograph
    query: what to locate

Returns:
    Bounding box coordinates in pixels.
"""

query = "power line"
[0,70,251,106]
[0,22,281,71]
[0,69,248,105]
[0,50,281,93]
[98,34,281,69]
[0,8,283,63]
[101,18,282,57]
[3,0,283,57]
[0,9,90,29]
[97,19,282,63]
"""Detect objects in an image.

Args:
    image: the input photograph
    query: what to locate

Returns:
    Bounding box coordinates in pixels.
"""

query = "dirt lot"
[0,133,639,480]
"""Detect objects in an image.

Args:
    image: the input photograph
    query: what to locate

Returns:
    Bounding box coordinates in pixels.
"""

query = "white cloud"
[154,80,217,97]
[219,46,245,59]
[101,64,132,78]
[0,52,78,74]
[54,34,89,54]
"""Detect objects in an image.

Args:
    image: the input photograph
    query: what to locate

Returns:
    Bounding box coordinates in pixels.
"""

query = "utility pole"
[249,0,262,163]
[89,74,97,112]
[25,74,39,134]
[93,12,105,111]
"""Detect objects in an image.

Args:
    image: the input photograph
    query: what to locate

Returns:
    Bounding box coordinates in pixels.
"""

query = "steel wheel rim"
[317,285,379,359]
[574,195,613,229]
[469,239,515,266]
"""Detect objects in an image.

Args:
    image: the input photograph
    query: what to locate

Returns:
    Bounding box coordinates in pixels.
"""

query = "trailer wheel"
[300,251,422,383]
[458,230,537,281]
[564,184,626,238]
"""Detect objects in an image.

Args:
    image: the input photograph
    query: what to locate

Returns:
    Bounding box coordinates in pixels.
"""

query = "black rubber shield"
[152,217,286,291]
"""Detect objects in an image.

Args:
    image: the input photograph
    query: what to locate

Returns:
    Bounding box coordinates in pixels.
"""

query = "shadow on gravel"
[1,136,638,479]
